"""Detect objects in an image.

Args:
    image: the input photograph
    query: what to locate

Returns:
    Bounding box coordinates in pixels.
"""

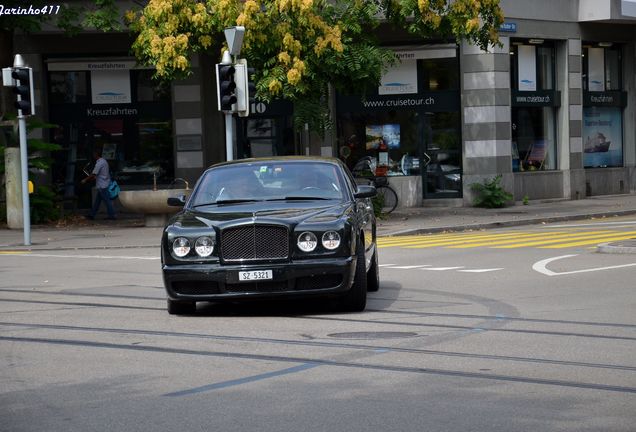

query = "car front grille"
[221,224,289,262]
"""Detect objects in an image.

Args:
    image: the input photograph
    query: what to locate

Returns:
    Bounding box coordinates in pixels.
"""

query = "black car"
[161,157,379,314]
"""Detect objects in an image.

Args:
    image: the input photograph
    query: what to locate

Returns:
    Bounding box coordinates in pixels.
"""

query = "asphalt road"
[1,218,635,432]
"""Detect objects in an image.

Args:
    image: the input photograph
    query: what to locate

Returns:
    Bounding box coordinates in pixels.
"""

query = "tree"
[0,0,122,117]
[127,0,503,131]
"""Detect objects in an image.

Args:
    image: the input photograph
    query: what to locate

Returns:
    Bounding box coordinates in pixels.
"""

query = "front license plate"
[238,270,273,281]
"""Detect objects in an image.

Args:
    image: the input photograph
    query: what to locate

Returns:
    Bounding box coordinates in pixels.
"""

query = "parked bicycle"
[351,156,399,214]
[371,176,398,214]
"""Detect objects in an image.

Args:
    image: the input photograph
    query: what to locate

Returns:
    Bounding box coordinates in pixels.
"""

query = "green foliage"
[372,192,384,218]
[30,185,60,224]
[0,116,62,223]
[0,0,121,34]
[522,194,529,205]
[470,175,513,208]
[127,0,503,133]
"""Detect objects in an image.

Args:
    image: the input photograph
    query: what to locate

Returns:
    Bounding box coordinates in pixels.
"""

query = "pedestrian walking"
[81,149,116,220]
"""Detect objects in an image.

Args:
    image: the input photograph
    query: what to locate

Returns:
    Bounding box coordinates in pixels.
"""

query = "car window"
[190,161,345,206]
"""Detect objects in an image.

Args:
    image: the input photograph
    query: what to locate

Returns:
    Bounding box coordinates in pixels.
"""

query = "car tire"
[340,242,367,312]
[366,247,380,292]
[167,299,196,315]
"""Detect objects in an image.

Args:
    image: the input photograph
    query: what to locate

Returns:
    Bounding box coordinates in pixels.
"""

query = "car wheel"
[366,247,380,292]
[340,242,367,312]
[167,299,196,315]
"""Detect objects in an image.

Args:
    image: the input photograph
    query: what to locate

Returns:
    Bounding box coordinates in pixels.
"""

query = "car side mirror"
[167,194,186,207]
[354,185,376,199]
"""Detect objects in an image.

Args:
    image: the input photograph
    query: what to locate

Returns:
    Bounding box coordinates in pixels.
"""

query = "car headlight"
[322,231,341,250]
[172,237,191,257]
[297,231,317,252]
[195,236,215,257]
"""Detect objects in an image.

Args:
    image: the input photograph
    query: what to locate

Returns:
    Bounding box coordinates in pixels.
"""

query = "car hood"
[169,200,352,229]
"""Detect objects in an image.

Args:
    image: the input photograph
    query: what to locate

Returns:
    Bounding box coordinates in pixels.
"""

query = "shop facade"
[8,0,636,211]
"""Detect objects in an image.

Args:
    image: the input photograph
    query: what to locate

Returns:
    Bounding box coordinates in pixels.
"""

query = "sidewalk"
[1,194,635,252]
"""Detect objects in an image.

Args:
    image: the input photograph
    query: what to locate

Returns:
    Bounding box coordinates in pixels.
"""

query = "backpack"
[108,180,120,200]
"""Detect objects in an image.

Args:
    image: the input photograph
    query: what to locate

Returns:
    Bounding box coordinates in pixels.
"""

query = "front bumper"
[163,256,356,302]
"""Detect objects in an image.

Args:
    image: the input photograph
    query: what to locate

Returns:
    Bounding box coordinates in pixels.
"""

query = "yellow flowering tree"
[127,0,503,132]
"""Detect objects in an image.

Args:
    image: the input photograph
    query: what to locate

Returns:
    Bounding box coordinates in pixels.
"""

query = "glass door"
[421,112,462,199]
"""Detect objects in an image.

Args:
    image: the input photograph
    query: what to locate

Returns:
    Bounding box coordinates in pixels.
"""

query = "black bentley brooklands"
[161,157,379,315]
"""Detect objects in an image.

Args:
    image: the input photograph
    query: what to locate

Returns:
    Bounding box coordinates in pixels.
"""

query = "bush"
[470,175,513,208]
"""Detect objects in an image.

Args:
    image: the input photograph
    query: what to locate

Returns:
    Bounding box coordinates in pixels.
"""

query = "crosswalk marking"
[495,230,636,249]
[378,229,636,250]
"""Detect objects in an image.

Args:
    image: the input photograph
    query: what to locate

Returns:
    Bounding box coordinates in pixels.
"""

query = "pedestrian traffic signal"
[216,64,237,111]
[11,67,35,116]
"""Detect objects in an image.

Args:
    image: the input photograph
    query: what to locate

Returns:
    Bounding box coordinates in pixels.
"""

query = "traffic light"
[11,67,35,116]
[216,63,237,111]
[235,59,256,117]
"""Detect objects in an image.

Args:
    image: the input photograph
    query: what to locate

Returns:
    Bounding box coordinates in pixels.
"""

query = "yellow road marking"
[449,230,616,248]
[401,232,571,249]
[0,251,29,255]
[378,231,557,248]
[539,233,636,248]
[494,230,636,249]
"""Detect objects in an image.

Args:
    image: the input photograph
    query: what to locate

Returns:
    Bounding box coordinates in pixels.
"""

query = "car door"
[343,166,374,259]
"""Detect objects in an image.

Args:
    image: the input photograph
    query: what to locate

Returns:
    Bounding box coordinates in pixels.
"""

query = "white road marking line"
[2,253,159,260]
[378,264,396,267]
[458,268,504,273]
[532,254,636,276]
[419,266,465,271]
[387,265,432,269]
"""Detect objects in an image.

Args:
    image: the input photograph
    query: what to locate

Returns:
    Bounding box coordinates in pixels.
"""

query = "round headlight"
[195,236,214,257]
[322,231,341,250]
[172,237,191,258]
[297,231,317,252]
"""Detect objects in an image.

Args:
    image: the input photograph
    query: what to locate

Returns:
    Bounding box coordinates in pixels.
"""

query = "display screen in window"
[583,107,623,167]
[511,107,556,171]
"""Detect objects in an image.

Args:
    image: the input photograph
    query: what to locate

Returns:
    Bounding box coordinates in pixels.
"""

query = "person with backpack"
[81,148,116,220]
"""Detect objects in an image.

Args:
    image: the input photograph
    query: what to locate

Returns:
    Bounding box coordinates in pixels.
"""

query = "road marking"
[496,230,636,249]
[453,231,617,249]
[389,265,431,269]
[420,266,465,271]
[458,268,504,273]
[379,265,502,273]
[380,229,636,250]
[532,255,636,276]
[0,252,159,260]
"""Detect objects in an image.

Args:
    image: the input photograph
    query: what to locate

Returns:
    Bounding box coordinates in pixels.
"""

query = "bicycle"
[371,176,398,214]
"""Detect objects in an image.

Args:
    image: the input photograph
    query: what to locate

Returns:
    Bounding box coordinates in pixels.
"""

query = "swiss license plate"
[238,270,273,281]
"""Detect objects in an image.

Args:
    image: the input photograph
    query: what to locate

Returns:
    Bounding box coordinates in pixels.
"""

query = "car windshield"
[190,161,346,206]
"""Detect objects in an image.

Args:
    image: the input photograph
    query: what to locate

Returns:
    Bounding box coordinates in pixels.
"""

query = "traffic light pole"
[225,112,234,161]
[3,54,33,245]
[17,110,31,245]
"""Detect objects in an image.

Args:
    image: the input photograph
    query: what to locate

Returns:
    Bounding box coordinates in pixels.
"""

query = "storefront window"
[582,44,624,168]
[512,107,556,171]
[510,40,558,172]
[339,110,420,177]
[337,48,459,176]
[49,71,89,104]
[47,61,173,206]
